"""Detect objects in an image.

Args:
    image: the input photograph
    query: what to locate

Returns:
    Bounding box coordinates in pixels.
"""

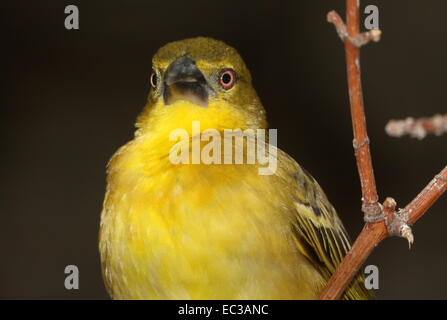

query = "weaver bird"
[99,37,371,300]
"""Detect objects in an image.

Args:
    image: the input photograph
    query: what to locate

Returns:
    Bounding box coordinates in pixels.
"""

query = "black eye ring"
[219,68,236,90]
[150,70,158,89]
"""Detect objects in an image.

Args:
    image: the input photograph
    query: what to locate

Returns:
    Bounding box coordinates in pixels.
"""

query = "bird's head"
[136,37,267,134]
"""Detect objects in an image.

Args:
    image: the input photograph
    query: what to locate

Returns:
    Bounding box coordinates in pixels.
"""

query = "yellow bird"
[99,37,372,300]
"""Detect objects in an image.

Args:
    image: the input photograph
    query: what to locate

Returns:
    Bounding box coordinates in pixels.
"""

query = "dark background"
[1,0,446,299]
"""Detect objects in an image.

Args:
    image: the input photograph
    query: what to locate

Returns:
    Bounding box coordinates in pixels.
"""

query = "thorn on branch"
[327,11,382,47]
[400,224,414,249]
[383,197,414,248]
[386,114,447,140]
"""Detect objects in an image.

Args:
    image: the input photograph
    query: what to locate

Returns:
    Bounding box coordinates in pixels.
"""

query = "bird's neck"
[136,99,257,135]
[110,100,260,177]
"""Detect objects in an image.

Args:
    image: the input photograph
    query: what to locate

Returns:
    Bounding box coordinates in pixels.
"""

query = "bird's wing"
[278,152,373,300]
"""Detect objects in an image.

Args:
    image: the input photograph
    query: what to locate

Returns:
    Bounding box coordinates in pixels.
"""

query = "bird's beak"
[163,56,214,108]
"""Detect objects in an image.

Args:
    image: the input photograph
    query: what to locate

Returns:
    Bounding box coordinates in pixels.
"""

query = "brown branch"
[386,114,447,140]
[319,0,447,300]
[319,166,447,300]
[339,0,382,223]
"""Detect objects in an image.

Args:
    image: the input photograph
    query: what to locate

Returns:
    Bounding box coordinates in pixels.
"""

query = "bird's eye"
[150,71,158,89]
[219,68,236,90]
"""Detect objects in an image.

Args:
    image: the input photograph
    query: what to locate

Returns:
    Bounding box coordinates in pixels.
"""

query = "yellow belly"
[97,92,372,300]
[99,137,324,299]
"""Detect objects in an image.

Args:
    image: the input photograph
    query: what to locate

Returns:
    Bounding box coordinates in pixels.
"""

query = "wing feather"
[278,151,373,300]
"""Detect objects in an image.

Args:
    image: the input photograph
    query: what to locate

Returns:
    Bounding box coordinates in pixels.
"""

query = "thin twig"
[319,0,447,300]
[327,10,381,47]
[343,0,382,222]
[386,114,447,140]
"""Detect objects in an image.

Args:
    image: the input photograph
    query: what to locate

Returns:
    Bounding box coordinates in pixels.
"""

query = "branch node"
[352,137,370,150]
[384,200,414,248]
[362,200,383,223]
[350,29,382,47]
[327,10,382,47]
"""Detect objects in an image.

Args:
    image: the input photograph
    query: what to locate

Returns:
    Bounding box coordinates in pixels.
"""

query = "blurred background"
[1,0,446,299]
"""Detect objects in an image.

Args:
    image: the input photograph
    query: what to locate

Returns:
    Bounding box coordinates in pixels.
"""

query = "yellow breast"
[99,102,324,299]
